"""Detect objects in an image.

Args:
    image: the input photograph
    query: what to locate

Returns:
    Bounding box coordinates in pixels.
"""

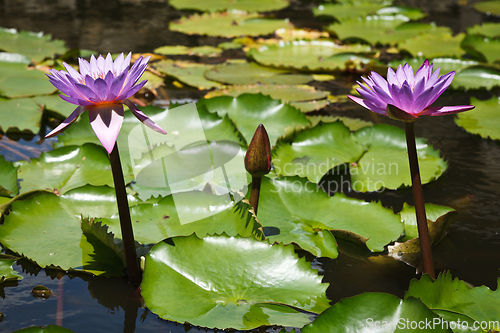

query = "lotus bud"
[245,124,271,177]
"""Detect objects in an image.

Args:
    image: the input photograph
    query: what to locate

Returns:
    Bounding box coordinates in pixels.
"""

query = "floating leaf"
[376,6,426,20]
[32,94,76,118]
[170,12,291,38]
[204,62,313,85]
[467,23,500,38]
[327,17,409,44]
[0,60,56,98]
[0,28,66,63]
[455,96,500,140]
[204,84,329,112]
[313,3,387,22]
[154,45,222,57]
[12,325,74,333]
[406,272,500,329]
[0,155,18,197]
[141,234,329,330]
[153,59,222,89]
[461,33,500,63]
[0,189,128,276]
[306,116,372,131]
[0,257,23,284]
[301,293,452,333]
[0,97,43,133]
[474,0,500,15]
[399,32,466,58]
[98,193,262,244]
[248,41,372,71]
[258,176,403,253]
[169,0,289,12]
[451,65,500,90]
[16,143,122,194]
[199,93,310,145]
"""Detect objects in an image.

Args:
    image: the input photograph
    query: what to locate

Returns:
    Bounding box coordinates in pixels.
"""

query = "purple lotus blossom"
[45,52,166,153]
[348,60,474,121]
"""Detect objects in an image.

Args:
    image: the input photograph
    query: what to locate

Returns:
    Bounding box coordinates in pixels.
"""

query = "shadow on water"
[1,0,499,332]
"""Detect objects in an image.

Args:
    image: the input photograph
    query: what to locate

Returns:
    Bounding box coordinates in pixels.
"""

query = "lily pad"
[0,155,18,197]
[0,257,23,284]
[170,12,291,38]
[0,60,56,98]
[257,176,404,253]
[306,116,372,131]
[301,293,452,333]
[455,96,500,140]
[248,41,372,71]
[153,59,222,90]
[98,193,262,244]
[327,16,409,44]
[0,97,43,133]
[169,0,289,12]
[32,94,77,118]
[467,23,500,38]
[154,45,222,57]
[16,143,122,195]
[474,0,500,15]
[461,33,500,63]
[406,272,500,329]
[313,3,388,22]
[199,93,310,145]
[399,32,466,58]
[141,234,330,330]
[0,188,128,276]
[0,28,66,63]
[204,62,314,85]
[12,325,74,333]
[451,65,500,90]
[204,84,329,112]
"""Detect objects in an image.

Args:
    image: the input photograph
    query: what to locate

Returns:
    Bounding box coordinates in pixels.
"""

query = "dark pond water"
[1,0,500,332]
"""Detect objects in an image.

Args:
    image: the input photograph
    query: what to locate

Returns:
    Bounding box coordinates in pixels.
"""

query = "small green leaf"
[301,293,452,332]
[0,155,18,197]
[0,257,23,284]
[455,96,500,140]
[398,203,456,242]
[141,234,329,330]
[154,45,222,57]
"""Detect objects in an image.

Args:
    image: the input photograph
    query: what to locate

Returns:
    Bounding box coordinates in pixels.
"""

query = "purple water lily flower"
[348,60,474,121]
[45,52,166,153]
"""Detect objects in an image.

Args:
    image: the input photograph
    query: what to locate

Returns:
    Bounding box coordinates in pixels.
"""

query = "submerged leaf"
[141,234,329,330]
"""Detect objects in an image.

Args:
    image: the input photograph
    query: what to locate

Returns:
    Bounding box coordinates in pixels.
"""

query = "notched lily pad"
[0,97,43,133]
[153,59,222,90]
[0,155,19,197]
[170,12,292,38]
[0,256,23,284]
[455,96,500,140]
[467,23,500,38]
[141,234,330,330]
[461,33,500,63]
[0,60,56,98]
[452,65,500,90]
[399,32,466,59]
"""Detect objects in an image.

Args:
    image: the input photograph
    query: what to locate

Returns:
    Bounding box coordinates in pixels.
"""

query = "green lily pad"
[0,155,18,197]
[0,60,56,98]
[467,23,500,38]
[204,62,314,85]
[32,94,77,118]
[169,0,289,12]
[273,122,447,191]
[461,33,500,63]
[170,12,292,38]
[455,96,500,140]
[154,45,223,57]
[0,189,128,276]
[306,116,372,131]
[204,84,329,112]
[0,28,66,63]
[406,272,500,329]
[301,293,452,333]
[375,6,426,20]
[0,97,43,133]
[258,176,403,253]
[351,124,448,191]
[16,143,123,195]
[327,16,408,44]
[153,59,222,90]
[399,32,466,58]
[0,52,30,64]
[199,93,310,145]
[98,193,262,244]
[0,257,23,284]
[451,65,500,90]
[248,41,372,71]
[12,325,74,333]
[141,234,330,330]
[474,0,500,15]
[313,3,387,22]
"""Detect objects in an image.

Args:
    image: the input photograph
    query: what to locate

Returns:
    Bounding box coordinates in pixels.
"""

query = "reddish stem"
[249,176,262,215]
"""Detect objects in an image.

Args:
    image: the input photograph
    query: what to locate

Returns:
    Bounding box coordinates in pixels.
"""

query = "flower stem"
[249,176,262,215]
[109,142,141,286]
[404,121,435,279]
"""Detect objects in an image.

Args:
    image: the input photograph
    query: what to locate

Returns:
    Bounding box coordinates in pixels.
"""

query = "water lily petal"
[115,80,146,101]
[79,58,91,78]
[386,67,398,86]
[396,65,406,86]
[75,83,98,103]
[369,71,391,95]
[63,62,81,81]
[414,59,430,83]
[93,78,109,101]
[399,82,414,112]
[419,105,475,116]
[411,86,435,112]
[88,104,125,154]
[104,53,114,75]
[123,99,167,134]
[347,95,387,115]
[45,106,85,138]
